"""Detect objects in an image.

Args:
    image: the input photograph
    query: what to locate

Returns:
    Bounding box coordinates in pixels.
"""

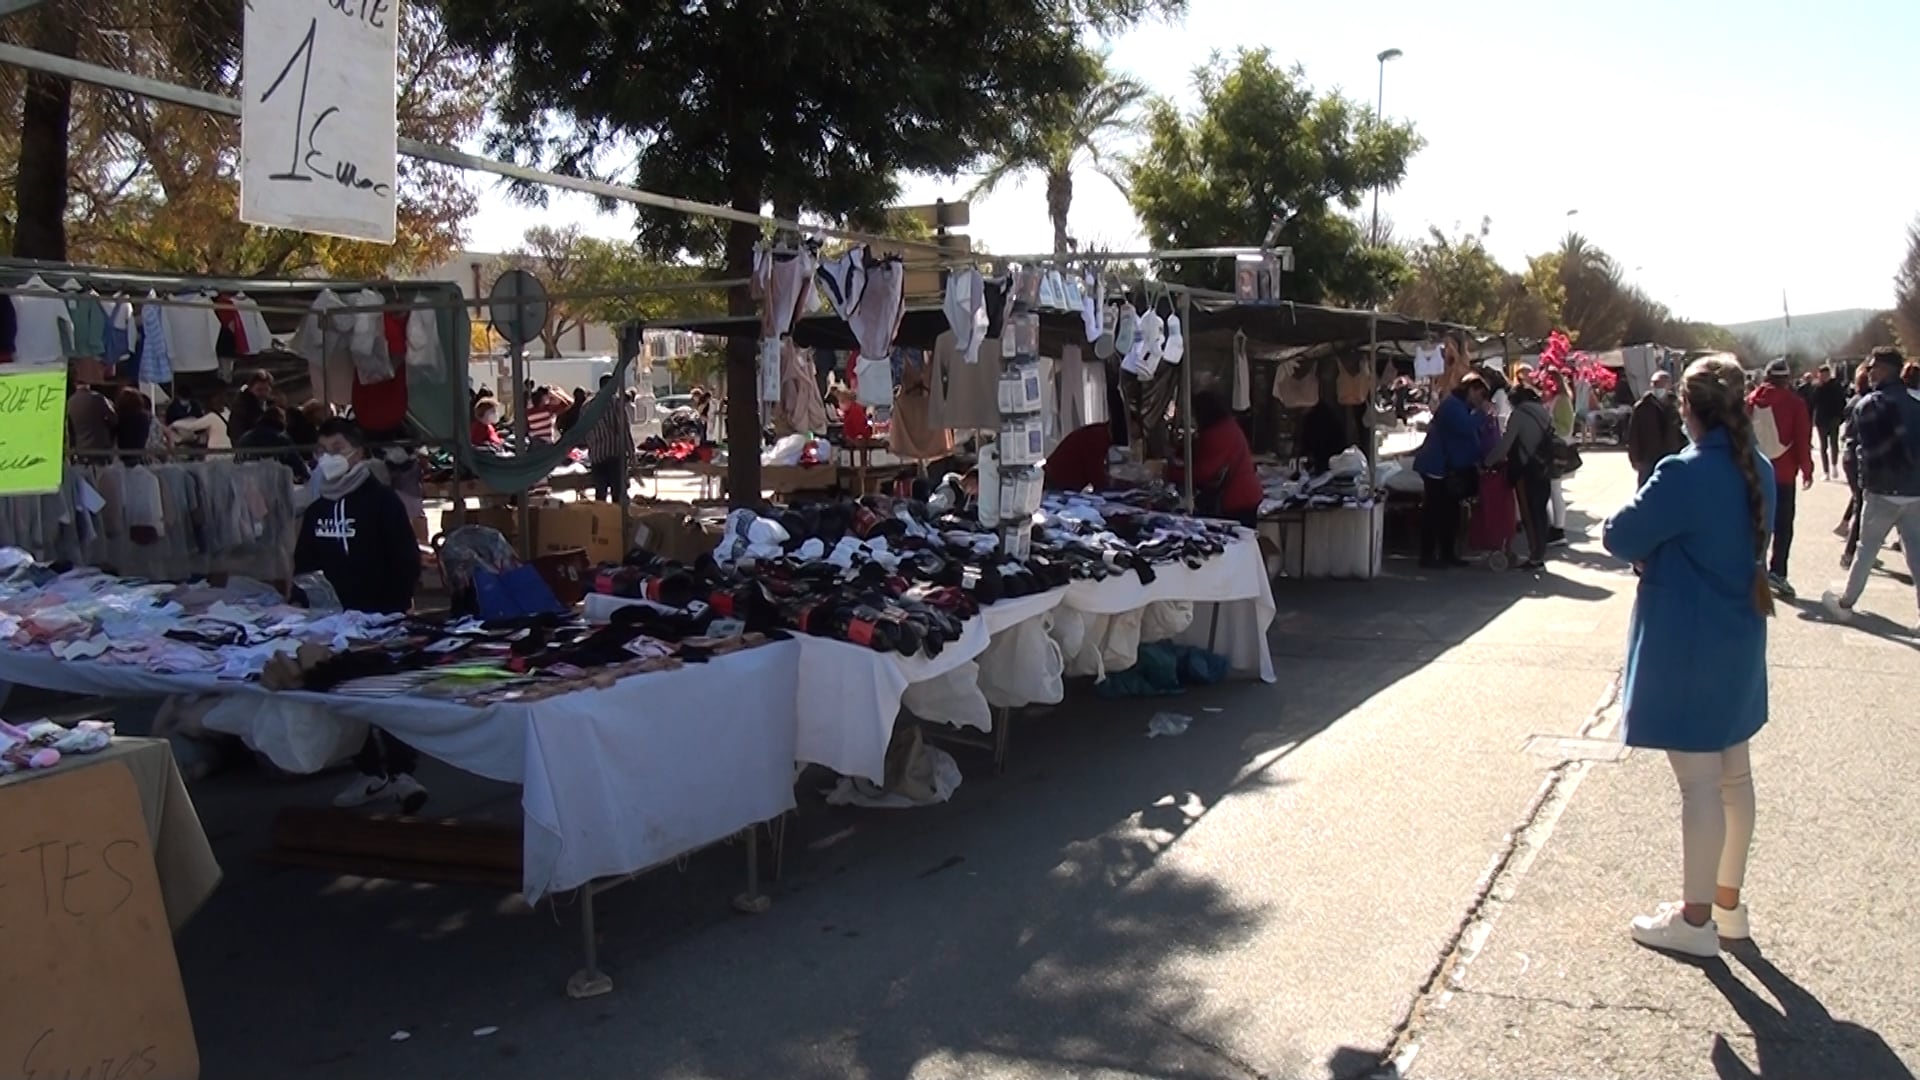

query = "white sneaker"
[1629,902,1719,958]
[1713,902,1751,940]
[1822,589,1854,621]
[388,773,429,815]
[334,773,395,808]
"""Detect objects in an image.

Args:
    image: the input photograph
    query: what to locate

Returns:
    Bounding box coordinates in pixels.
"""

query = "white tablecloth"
[586,533,1278,784]
[0,646,799,903]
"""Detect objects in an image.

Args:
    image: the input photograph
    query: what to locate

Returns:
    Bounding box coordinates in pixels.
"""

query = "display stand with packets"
[996,268,1048,560]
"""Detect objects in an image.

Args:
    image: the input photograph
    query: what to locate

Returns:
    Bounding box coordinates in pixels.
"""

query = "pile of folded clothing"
[633,437,718,469]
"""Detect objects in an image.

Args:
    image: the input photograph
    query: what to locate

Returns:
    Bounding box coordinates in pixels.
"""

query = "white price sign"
[240,0,400,244]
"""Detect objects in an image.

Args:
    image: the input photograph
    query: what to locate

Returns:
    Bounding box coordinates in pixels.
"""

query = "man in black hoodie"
[1810,364,1849,481]
[294,418,428,812]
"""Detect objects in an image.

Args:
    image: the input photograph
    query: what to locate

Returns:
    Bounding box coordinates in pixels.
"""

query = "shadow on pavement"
[172,551,1596,1080]
[1707,942,1916,1080]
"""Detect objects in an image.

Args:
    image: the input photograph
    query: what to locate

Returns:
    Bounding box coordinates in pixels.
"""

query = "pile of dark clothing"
[633,436,718,469]
[592,492,1243,659]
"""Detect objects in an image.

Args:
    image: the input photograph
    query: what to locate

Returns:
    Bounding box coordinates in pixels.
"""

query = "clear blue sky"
[465,0,1920,326]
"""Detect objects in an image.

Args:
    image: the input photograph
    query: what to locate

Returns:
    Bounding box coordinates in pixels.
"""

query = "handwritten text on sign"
[0,763,200,1080]
[240,0,400,244]
[0,369,68,497]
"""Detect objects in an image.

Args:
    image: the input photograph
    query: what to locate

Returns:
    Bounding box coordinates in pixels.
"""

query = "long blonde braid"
[1681,357,1775,617]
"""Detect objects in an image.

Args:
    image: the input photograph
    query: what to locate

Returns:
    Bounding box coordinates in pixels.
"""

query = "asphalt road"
[173,450,1817,1080]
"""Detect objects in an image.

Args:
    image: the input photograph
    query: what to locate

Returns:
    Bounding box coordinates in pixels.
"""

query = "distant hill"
[1719,309,1881,359]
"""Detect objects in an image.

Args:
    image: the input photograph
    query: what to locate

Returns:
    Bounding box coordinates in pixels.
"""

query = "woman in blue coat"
[1413,373,1491,567]
[1602,356,1775,959]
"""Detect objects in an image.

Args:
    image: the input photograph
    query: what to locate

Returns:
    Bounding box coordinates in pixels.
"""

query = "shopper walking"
[1746,359,1813,599]
[1412,373,1490,568]
[1823,347,1920,627]
[1603,356,1774,958]
[1811,365,1849,480]
[1627,371,1686,489]
[1487,382,1555,569]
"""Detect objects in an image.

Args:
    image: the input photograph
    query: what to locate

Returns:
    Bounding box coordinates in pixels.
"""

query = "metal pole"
[1370,59,1385,246]
[511,337,530,552]
[1366,315,1380,480]
[1180,290,1196,515]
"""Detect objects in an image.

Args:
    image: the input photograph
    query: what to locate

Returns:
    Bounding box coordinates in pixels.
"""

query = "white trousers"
[1838,494,1920,613]
[1667,743,1755,906]
[1549,479,1567,529]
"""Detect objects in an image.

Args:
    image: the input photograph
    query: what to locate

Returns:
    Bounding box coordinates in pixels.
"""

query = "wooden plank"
[890,200,970,229]
[0,763,200,1080]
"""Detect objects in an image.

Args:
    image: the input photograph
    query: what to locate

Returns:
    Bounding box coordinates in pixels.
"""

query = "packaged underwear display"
[0,718,114,776]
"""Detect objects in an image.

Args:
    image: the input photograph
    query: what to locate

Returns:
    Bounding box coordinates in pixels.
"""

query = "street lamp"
[1370,48,1403,246]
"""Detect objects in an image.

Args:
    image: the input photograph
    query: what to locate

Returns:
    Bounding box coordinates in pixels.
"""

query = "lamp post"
[1370,48,1403,246]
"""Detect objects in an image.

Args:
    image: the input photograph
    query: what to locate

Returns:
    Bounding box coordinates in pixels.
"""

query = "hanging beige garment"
[776,341,830,435]
[1336,358,1374,406]
[890,351,952,460]
[1272,360,1320,409]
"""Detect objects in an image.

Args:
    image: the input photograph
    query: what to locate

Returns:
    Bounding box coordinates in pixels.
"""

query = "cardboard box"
[461,506,538,556]
[536,503,629,564]
[630,508,724,563]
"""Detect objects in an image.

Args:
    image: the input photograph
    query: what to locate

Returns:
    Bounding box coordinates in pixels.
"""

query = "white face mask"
[1652,387,1670,399]
[316,453,351,481]
[480,412,498,425]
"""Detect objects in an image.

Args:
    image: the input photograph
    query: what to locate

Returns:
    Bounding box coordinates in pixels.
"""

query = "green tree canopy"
[501,225,728,358]
[440,0,1182,500]
[1129,49,1422,306]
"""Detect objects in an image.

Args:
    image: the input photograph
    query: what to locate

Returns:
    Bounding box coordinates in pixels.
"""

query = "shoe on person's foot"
[1713,902,1751,941]
[1630,902,1720,958]
[388,773,429,814]
[1822,589,1855,621]
[1768,574,1796,600]
[334,773,396,809]
[1547,527,1568,547]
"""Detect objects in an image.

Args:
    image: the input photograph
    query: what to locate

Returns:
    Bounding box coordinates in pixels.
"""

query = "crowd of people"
[1412,367,1575,571]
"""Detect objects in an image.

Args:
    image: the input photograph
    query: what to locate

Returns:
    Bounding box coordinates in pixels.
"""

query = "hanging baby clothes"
[292,289,357,406]
[103,298,134,375]
[1336,358,1374,406]
[1231,330,1252,412]
[137,293,173,384]
[890,348,952,461]
[928,330,1001,431]
[352,313,410,436]
[230,293,273,355]
[853,350,894,409]
[163,291,222,373]
[346,288,395,383]
[849,255,906,358]
[11,276,72,367]
[941,267,990,365]
[1272,359,1320,409]
[405,300,442,371]
[64,291,109,384]
[1412,343,1445,379]
[1055,345,1110,433]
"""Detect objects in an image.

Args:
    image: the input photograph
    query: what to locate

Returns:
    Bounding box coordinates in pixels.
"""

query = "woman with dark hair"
[1486,381,1555,568]
[1167,387,1261,527]
[1602,356,1774,958]
[112,387,156,464]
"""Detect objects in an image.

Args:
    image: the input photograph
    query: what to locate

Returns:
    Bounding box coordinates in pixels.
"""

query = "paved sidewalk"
[1407,474,1920,1080]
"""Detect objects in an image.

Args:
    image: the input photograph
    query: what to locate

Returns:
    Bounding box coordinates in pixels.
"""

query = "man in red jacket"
[1747,358,1814,598]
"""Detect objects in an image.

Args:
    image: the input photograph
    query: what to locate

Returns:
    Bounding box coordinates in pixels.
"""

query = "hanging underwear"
[754,248,818,338]
[848,257,906,359]
[941,268,989,365]
[815,251,866,322]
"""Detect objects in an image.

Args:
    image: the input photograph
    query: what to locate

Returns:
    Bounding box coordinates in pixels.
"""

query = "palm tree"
[968,52,1148,256]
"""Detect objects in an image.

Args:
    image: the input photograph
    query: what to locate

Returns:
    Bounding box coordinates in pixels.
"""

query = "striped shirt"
[583,396,635,465]
[526,402,560,443]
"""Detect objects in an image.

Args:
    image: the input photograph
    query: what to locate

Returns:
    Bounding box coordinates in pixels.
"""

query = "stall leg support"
[993,706,1013,775]
[732,826,771,915]
[566,883,614,999]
